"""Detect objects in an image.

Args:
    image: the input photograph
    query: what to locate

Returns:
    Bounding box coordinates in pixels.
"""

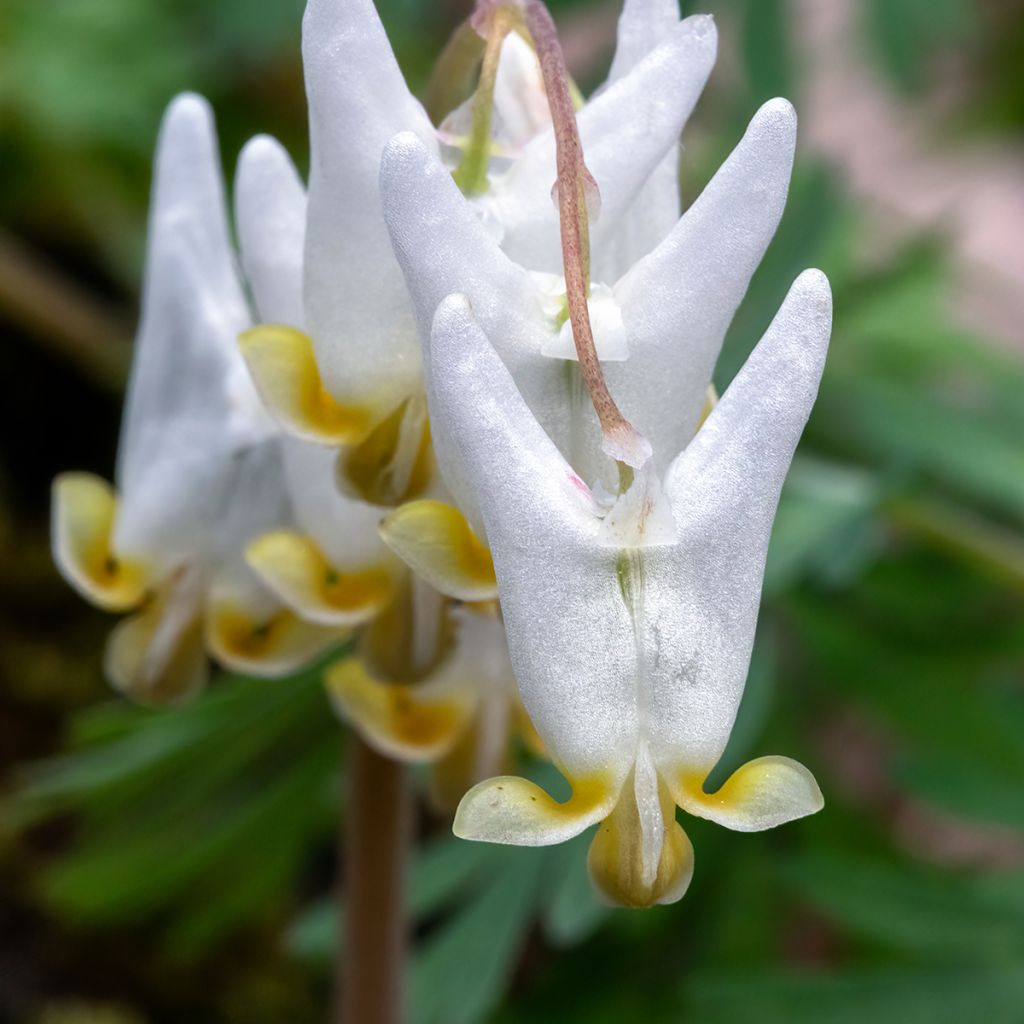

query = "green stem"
[452,9,513,196]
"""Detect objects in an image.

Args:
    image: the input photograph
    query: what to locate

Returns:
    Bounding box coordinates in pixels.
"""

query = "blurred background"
[2,0,1023,1021]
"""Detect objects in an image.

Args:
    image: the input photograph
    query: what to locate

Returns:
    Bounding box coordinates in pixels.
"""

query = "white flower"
[239,0,715,465]
[422,270,831,906]
[52,95,340,702]
[232,112,531,799]
[234,134,400,627]
[378,98,797,596]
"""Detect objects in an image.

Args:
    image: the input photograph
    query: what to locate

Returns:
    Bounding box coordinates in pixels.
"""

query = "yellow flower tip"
[453,773,616,847]
[378,500,497,601]
[325,656,474,763]
[587,770,694,908]
[698,383,719,430]
[245,530,393,627]
[338,394,435,508]
[673,755,824,832]
[51,472,148,612]
[206,601,344,677]
[238,325,375,445]
[104,596,207,706]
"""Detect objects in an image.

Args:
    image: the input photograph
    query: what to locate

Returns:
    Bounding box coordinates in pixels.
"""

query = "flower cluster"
[52,0,831,907]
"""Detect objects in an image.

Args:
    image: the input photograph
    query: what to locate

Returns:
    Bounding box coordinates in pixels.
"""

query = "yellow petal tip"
[52,472,148,612]
[326,656,473,762]
[246,530,393,627]
[379,500,496,601]
[238,325,374,445]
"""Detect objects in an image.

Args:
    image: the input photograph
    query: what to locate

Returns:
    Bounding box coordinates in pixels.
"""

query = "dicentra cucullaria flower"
[51,95,342,703]
[238,0,715,474]
[424,270,830,906]
[378,98,796,598]
[226,26,532,804]
[230,0,719,799]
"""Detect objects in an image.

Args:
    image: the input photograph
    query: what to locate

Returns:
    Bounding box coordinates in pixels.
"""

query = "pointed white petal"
[606,0,682,85]
[235,134,307,327]
[427,295,637,784]
[113,95,264,569]
[302,0,437,419]
[381,133,542,363]
[599,1,685,277]
[610,99,798,474]
[495,14,716,273]
[381,133,554,528]
[646,270,831,774]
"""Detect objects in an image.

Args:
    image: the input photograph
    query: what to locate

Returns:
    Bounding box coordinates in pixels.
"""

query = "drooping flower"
[239,0,716,478]
[234,135,399,628]
[378,97,797,597]
[51,95,340,703]
[422,270,831,906]
[231,109,536,806]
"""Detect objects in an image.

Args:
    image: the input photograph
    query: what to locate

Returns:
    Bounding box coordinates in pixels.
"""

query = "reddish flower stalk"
[521,0,651,470]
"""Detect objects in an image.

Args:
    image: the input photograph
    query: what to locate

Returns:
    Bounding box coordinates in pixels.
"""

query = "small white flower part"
[425,270,831,907]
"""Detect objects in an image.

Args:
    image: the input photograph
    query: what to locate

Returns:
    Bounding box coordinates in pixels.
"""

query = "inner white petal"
[633,741,664,888]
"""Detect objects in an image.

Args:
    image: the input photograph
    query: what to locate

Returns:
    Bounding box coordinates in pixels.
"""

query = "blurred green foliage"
[2,1,1023,1022]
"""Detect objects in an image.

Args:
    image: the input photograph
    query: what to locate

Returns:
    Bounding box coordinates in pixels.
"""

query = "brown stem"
[338,736,412,1024]
[522,0,649,469]
[0,229,130,392]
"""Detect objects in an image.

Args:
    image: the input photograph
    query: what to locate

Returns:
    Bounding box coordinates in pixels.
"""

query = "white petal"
[597,0,686,278]
[610,98,798,476]
[492,32,550,148]
[427,295,636,785]
[606,0,682,85]
[495,14,716,273]
[112,94,258,569]
[302,0,437,419]
[280,436,392,571]
[647,270,832,774]
[381,133,552,530]
[235,134,307,327]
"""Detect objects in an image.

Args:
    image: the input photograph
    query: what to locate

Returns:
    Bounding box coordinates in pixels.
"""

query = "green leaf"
[411,847,546,1024]
[685,966,1024,1024]
[779,851,1024,958]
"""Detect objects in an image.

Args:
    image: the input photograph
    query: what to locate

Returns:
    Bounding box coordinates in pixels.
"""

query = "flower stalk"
[339,736,412,1024]
[521,0,651,471]
[452,8,516,195]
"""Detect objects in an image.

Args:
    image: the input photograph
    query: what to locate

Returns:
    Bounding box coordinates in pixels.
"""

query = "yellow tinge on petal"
[698,383,718,429]
[454,773,617,847]
[587,765,694,908]
[52,472,148,612]
[104,583,207,705]
[379,500,497,601]
[672,755,824,832]
[325,655,475,762]
[206,599,344,677]
[238,325,374,445]
[338,393,433,507]
[246,530,393,627]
